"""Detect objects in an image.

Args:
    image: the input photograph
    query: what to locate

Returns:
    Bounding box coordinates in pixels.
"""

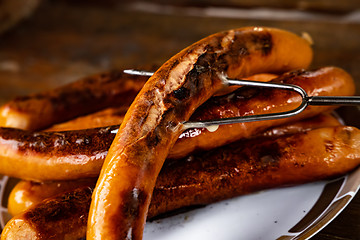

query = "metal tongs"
[124,69,360,130]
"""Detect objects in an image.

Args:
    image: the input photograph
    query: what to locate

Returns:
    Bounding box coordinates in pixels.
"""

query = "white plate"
[1,166,359,240]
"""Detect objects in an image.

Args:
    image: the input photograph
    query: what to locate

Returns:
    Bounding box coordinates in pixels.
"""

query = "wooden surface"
[130,0,360,13]
[0,1,359,239]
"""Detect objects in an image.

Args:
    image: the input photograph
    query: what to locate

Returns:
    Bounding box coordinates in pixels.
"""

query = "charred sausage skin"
[152,126,360,216]
[0,67,352,181]
[6,113,342,217]
[0,71,149,130]
[170,66,355,158]
[46,73,277,132]
[87,27,313,240]
[0,125,118,181]
[3,126,360,240]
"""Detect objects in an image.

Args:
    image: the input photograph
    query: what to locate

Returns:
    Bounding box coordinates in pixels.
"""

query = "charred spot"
[196,50,218,71]
[23,187,92,237]
[13,126,116,156]
[184,52,215,91]
[251,32,273,56]
[226,34,249,58]
[173,87,190,100]
[258,142,282,167]
[146,130,161,147]
[187,68,201,89]
[215,53,231,73]
[121,188,148,219]
[324,140,335,153]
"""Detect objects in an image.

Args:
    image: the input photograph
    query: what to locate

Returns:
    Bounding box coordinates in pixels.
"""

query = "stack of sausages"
[0,27,359,240]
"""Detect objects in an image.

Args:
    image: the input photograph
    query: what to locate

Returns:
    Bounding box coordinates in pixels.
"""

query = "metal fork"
[123,69,360,130]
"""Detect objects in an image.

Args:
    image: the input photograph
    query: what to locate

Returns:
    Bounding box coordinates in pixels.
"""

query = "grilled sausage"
[45,74,277,132]
[87,27,313,240]
[0,125,118,181]
[170,66,355,159]
[6,113,342,216]
[3,126,360,240]
[0,70,149,130]
[0,67,353,181]
[0,68,276,132]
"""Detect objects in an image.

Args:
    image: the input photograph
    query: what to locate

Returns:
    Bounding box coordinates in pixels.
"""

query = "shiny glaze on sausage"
[45,67,353,159]
[0,125,118,181]
[0,67,350,181]
[87,27,313,240]
[3,126,360,240]
[170,66,355,158]
[45,74,277,132]
[0,70,149,130]
[0,69,276,132]
[6,113,342,217]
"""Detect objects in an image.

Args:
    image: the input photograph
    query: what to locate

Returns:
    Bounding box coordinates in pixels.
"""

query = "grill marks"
[6,126,360,239]
[254,32,273,56]
[23,186,92,239]
[0,126,117,156]
[2,70,150,130]
[258,142,282,166]
[147,42,232,148]
[11,71,148,112]
[172,87,190,100]
[0,66,350,178]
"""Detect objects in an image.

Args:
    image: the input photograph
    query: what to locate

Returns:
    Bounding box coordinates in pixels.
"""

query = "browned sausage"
[170,66,355,159]
[0,70,149,130]
[87,27,313,240]
[3,126,360,240]
[45,73,277,132]
[6,113,342,216]
[0,69,275,132]
[0,67,352,181]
